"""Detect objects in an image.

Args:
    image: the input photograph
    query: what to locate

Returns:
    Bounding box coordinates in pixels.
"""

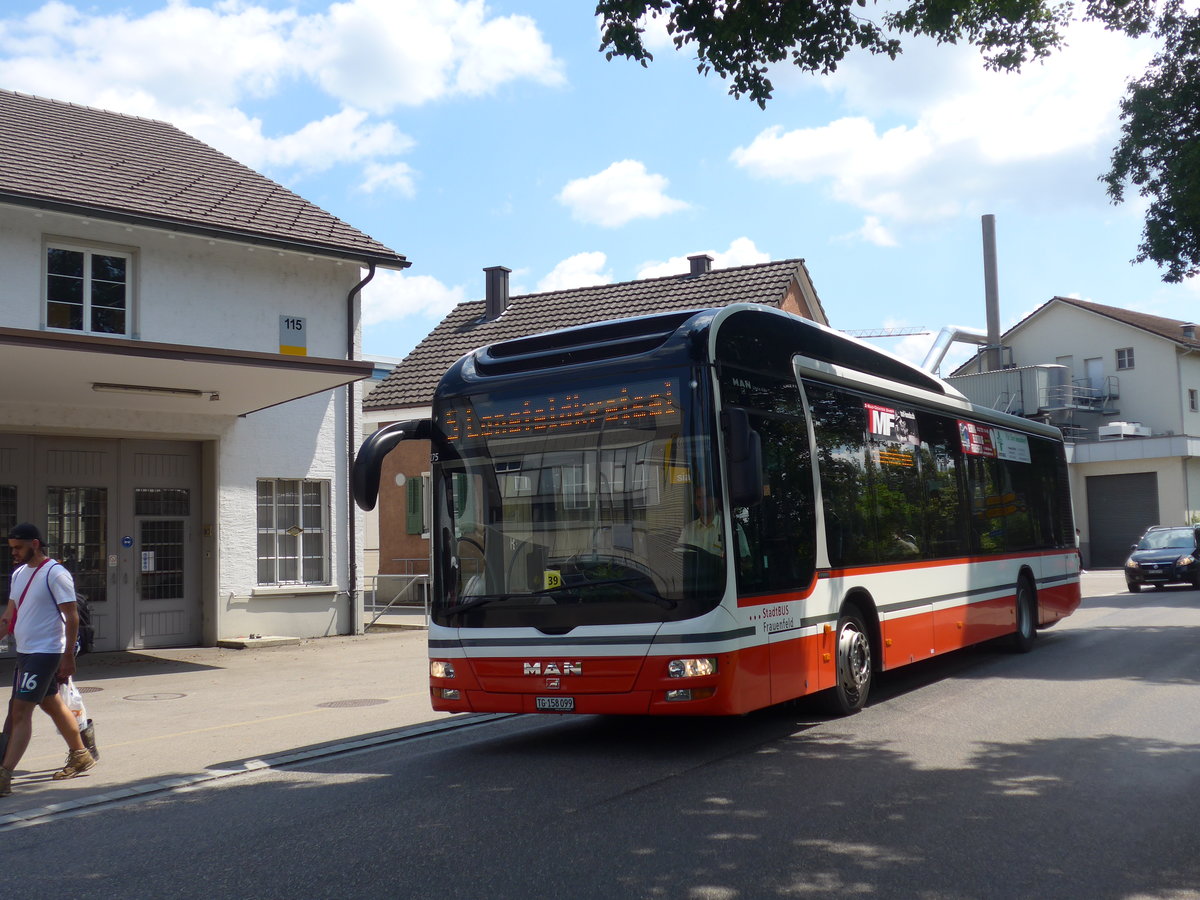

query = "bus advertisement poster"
[958,420,997,457]
[865,402,918,445]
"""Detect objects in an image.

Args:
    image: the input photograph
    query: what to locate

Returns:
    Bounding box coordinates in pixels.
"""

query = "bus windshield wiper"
[545,577,676,609]
[442,592,549,616]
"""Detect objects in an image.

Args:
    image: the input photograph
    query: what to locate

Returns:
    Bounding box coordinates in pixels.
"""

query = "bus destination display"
[444,380,678,442]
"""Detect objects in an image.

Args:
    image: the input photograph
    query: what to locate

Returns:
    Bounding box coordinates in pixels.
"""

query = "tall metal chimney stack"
[982,215,1001,372]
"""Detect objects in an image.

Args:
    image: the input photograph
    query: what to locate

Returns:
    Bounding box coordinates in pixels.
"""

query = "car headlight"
[1125,559,1139,569]
[1177,555,1195,567]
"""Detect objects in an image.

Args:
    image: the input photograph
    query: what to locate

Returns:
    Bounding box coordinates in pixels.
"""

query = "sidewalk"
[0,628,452,824]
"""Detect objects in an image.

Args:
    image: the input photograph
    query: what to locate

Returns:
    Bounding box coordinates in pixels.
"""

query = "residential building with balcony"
[949,297,1200,567]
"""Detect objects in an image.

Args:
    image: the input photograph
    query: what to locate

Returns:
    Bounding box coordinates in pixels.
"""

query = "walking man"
[0,523,95,797]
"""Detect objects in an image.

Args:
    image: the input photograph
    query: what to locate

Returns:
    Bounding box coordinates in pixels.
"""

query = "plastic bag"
[59,677,88,730]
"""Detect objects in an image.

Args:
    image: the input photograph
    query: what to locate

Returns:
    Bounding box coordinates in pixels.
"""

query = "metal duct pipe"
[921,326,990,374]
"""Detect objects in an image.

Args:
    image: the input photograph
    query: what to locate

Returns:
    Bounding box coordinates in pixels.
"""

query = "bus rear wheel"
[823,609,872,716]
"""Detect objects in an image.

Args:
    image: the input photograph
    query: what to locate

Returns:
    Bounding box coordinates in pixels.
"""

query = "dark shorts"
[11,653,63,704]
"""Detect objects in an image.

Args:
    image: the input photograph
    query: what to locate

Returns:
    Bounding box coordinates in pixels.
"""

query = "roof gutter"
[347,261,377,635]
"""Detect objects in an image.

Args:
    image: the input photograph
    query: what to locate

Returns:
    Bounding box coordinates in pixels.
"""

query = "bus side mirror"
[352,419,431,511]
[723,407,763,508]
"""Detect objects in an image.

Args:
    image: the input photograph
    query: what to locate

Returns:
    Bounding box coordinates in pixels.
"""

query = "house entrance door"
[119,443,200,649]
[0,435,200,651]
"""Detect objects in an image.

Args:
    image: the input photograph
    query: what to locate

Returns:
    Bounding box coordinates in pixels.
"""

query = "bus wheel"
[823,609,872,716]
[1009,577,1036,653]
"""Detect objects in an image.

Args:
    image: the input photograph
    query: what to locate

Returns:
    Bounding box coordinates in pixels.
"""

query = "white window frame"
[1190,389,1198,413]
[256,479,331,585]
[43,238,136,337]
[1116,347,1135,370]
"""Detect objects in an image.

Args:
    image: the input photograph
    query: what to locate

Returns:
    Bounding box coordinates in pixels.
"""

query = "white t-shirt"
[9,560,75,654]
[680,516,725,556]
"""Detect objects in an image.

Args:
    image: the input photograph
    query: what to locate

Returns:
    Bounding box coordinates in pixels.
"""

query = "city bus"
[354,304,1081,717]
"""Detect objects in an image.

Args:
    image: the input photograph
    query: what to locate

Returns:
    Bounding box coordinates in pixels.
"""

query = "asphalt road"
[5,570,1199,899]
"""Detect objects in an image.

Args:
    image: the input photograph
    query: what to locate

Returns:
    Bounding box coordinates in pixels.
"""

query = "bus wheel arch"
[822,592,879,716]
[1009,569,1037,653]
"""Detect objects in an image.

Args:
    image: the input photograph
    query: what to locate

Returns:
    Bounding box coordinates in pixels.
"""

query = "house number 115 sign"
[279,316,307,356]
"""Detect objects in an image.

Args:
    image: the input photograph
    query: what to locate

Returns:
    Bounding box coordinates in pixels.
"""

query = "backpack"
[48,562,94,656]
[74,591,95,656]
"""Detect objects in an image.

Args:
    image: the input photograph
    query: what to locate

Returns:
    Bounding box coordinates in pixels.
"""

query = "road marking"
[21,690,433,762]
[0,711,517,831]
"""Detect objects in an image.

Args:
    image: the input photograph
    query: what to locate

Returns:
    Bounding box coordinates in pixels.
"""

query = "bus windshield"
[431,369,727,629]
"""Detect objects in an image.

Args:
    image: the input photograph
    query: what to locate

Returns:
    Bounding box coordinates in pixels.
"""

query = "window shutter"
[406,477,424,534]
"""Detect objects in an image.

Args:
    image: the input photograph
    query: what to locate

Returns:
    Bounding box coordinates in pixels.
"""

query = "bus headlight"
[668,657,717,678]
[430,660,456,679]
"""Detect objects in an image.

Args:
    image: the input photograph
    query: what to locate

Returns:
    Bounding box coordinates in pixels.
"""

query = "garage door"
[1086,473,1159,567]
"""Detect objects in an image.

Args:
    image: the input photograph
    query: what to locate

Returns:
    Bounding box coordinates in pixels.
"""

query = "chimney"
[484,266,510,321]
[1183,323,1197,341]
[981,215,1001,372]
[688,254,713,276]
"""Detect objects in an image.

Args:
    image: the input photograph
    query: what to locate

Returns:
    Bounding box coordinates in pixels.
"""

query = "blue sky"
[2,1,1194,371]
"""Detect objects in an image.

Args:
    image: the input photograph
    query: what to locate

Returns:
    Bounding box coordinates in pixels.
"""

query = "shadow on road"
[6,702,1196,900]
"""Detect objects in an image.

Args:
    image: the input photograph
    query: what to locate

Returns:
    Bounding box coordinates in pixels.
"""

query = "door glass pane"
[46,486,108,604]
[139,519,184,601]
[134,488,190,517]
[0,485,16,581]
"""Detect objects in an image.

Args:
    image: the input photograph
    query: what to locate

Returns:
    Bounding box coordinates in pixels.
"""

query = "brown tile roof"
[0,90,406,267]
[1047,297,1200,347]
[367,258,821,409]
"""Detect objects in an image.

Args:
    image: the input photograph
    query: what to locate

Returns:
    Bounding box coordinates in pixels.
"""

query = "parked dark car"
[1125,526,1200,592]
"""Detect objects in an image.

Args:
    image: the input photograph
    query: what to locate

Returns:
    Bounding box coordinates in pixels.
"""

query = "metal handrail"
[364,560,430,628]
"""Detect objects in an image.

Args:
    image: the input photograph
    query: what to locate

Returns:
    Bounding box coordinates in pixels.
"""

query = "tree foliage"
[1103,10,1200,282]
[596,0,1198,283]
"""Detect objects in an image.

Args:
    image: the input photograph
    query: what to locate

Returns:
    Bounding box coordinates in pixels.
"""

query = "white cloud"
[292,0,565,113]
[841,216,898,248]
[731,22,1157,238]
[558,160,689,227]
[0,0,563,190]
[537,252,613,291]
[636,237,770,279]
[362,269,466,326]
[359,161,418,196]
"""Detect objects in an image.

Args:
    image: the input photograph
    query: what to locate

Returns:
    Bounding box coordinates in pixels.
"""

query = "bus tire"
[822,608,872,716]
[1009,576,1037,653]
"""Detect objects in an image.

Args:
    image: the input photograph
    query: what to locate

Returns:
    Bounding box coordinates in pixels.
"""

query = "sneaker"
[0,766,11,797]
[52,748,95,780]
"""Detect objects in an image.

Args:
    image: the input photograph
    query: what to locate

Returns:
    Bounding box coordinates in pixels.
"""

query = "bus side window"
[808,385,875,567]
[916,413,967,559]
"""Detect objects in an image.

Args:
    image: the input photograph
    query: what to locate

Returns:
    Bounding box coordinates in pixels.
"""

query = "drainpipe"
[347,262,377,635]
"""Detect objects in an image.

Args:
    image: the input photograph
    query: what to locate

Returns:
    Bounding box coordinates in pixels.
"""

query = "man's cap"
[7,522,44,543]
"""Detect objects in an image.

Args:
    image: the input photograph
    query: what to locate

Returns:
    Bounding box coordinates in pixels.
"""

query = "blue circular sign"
[121,536,133,548]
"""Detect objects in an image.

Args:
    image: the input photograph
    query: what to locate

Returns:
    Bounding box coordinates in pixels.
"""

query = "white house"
[0,90,408,649]
[949,296,1200,567]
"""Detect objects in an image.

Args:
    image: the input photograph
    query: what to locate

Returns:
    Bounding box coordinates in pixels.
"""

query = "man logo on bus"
[523,661,583,675]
